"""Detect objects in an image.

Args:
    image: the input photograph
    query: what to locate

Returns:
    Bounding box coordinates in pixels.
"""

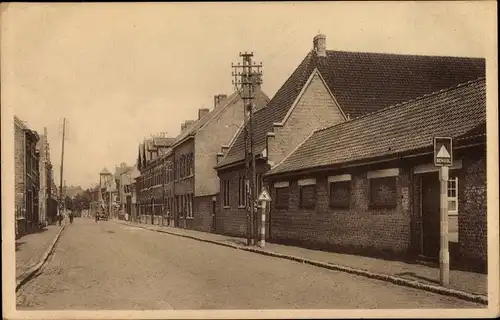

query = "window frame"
[448,177,459,215]
[223,180,230,207]
[368,176,398,210]
[299,184,316,209]
[329,180,351,209]
[238,175,247,207]
[274,186,289,209]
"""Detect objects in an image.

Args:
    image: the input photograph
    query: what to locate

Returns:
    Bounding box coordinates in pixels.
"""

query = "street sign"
[434,137,453,167]
[258,188,272,202]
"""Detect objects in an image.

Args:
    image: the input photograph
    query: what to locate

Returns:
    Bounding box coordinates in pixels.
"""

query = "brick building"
[214,34,486,239]
[36,127,58,225]
[118,164,139,221]
[264,78,487,272]
[137,135,175,225]
[14,116,41,238]
[136,90,269,231]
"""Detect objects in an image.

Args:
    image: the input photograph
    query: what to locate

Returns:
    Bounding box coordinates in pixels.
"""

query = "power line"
[231,52,263,246]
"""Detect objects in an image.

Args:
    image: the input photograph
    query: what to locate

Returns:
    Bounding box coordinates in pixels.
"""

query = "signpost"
[434,137,453,286]
[257,187,272,248]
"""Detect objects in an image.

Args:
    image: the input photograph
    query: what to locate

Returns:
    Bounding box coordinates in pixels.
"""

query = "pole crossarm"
[231,52,263,246]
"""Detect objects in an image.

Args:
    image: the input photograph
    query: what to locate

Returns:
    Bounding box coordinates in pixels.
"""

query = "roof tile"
[216,49,485,169]
[267,78,486,176]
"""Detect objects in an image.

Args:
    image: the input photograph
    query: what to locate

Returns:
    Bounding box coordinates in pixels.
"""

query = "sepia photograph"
[1,2,498,319]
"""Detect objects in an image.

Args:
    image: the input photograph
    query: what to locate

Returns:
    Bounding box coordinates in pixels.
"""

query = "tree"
[64,196,73,211]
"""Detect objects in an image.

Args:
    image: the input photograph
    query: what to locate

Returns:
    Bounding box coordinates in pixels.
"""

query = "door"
[421,173,440,258]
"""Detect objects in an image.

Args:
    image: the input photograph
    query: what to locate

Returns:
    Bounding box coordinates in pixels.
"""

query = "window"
[448,177,458,214]
[189,153,194,176]
[299,185,316,208]
[329,181,351,209]
[238,175,247,207]
[275,187,289,209]
[369,177,397,209]
[257,173,263,194]
[187,194,194,218]
[223,180,230,207]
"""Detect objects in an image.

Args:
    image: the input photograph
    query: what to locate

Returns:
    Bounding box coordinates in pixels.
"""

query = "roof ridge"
[314,77,485,134]
[325,49,486,60]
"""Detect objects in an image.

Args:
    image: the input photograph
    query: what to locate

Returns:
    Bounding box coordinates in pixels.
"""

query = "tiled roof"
[267,78,486,176]
[172,89,270,147]
[215,49,485,169]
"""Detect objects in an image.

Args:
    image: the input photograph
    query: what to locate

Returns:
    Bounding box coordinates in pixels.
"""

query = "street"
[15,218,483,310]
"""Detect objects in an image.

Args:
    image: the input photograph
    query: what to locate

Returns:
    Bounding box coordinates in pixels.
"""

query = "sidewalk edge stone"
[15,223,67,292]
[115,220,488,305]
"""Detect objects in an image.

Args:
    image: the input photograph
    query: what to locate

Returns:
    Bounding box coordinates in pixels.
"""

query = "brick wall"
[268,165,412,258]
[14,121,25,211]
[216,161,270,237]
[194,94,250,197]
[460,149,487,269]
[192,194,219,232]
[267,71,345,166]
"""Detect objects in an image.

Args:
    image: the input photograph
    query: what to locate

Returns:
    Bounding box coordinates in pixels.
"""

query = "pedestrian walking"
[95,213,99,223]
[57,213,62,226]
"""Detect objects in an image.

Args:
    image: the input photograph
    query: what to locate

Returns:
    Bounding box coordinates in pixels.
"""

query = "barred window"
[275,187,289,209]
[299,185,316,209]
[369,177,397,209]
[329,181,351,209]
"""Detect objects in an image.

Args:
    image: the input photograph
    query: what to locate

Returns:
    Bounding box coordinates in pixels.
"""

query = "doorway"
[420,172,440,259]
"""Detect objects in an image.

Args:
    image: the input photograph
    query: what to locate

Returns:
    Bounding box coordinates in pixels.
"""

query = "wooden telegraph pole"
[232,52,263,246]
[434,137,453,286]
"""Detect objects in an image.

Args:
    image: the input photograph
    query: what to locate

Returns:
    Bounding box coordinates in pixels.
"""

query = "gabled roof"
[266,78,486,176]
[100,167,111,175]
[172,89,270,147]
[215,48,485,169]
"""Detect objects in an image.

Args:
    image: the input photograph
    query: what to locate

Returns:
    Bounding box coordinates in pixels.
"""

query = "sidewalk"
[16,223,65,282]
[117,220,487,301]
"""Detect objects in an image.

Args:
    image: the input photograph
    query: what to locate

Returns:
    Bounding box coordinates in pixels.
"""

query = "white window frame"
[448,177,459,215]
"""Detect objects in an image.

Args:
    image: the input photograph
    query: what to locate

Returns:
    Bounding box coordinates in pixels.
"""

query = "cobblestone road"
[16,218,483,310]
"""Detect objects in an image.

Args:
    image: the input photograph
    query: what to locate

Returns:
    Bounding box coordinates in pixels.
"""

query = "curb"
[16,223,67,291]
[116,220,488,305]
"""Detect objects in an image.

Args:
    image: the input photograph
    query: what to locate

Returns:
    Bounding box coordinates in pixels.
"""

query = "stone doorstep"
[115,220,487,305]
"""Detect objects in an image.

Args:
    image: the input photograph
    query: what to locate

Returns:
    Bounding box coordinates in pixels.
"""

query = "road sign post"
[257,187,272,248]
[434,137,452,287]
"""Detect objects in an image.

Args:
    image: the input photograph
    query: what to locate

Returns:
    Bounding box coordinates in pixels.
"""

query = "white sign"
[258,188,272,202]
[434,137,453,167]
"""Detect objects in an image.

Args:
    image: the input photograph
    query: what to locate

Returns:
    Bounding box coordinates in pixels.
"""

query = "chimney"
[198,108,210,120]
[214,94,228,108]
[181,122,187,132]
[313,34,326,57]
[185,120,195,128]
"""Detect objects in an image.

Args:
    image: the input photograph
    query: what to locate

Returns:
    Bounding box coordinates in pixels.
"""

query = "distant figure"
[95,213,99,223]
[57,213,62,226]
[69,211,74,224]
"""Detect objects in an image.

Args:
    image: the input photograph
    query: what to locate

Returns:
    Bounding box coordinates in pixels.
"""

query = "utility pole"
[232,52,263,246]
[58,118,66,221]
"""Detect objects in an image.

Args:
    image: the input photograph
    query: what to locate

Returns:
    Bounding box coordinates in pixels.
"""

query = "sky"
[1,2,496,189]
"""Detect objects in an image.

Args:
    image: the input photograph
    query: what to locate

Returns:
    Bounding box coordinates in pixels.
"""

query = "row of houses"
[14,116,59,238]
[111,34,488,272]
